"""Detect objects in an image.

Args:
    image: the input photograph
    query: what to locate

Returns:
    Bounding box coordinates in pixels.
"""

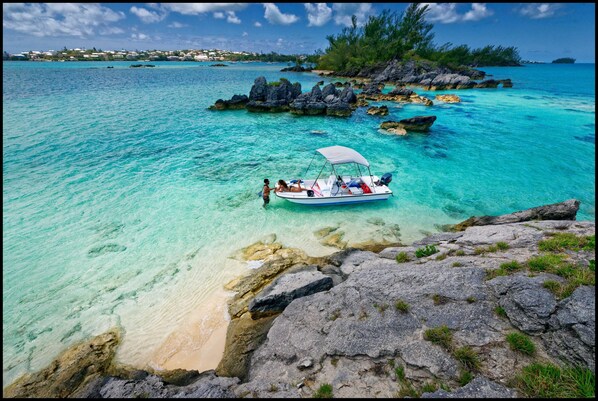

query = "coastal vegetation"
[552,57,576,64]
[415,244,438,258]
[316,4,521,72]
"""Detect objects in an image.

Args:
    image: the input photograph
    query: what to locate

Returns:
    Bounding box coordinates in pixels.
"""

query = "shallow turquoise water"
[2,61,595,386]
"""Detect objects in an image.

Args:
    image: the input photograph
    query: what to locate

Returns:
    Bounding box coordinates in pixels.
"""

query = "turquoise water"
[2,61,595,386]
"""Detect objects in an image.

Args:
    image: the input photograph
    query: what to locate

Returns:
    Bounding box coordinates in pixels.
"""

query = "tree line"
[316,3,521,72]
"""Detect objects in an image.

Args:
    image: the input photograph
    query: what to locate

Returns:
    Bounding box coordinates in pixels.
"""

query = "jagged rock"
[209,94,249,110]
[488,274,559,333]
[386,127,407,135]
[388,87,414,96]
[326,102,352,117]
[380,116,437,132]
[543,285,595,371]
[246,77,302,113]
[321,83,339,98]
[280,65,312,72]
[421,376,518,398]
[366,105,389,116]
[249,266,333,318]
[451,199,580,231]
[475,79,501,88]
[289,84,355,117]
[435,94,461,103]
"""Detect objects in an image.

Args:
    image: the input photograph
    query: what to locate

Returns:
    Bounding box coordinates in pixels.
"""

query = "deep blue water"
[2,60,595,387]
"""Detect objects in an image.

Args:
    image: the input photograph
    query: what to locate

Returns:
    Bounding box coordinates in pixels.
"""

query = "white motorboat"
[274,145,393,205]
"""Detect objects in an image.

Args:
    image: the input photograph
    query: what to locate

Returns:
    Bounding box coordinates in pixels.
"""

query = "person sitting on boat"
[275,179,306,193]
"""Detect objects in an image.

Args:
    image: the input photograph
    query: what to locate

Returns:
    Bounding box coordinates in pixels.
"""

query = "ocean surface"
[2,60,595,387]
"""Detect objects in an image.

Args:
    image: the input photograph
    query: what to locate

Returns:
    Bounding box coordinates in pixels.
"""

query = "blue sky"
[3,3,595,62]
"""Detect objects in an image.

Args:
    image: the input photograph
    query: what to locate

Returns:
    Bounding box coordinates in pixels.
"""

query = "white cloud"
[100,27,125,35]
[254,21,262,27]
[213,11,225,19]
[276,38,284,46]
[242,31,249,37]
[160,3,247,15]
[463,3,493,21]
[131,32,150,40]
[263,3,299,25]
[332,3,374,27]
[518,3,563,19]
[226,11,241,24]
[305,3,332,27]
[2,3,125,37]
[419,3,493,23]
[130,6,164,23]
[167,21,186,28]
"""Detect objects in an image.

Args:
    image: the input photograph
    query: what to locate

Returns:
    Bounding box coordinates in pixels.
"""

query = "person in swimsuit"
[262,179,273,207]
[275,179,307,193]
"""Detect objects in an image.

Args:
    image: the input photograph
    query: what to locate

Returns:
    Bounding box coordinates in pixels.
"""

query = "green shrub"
[455,250,465,256]
[452,262,463,267]
[458,370,474,386]
[513,362,595,398]
[313,383,333,398]
[589,260,595,272]
[538,233,595,252]
[506,332,536,356]
[424,325,453,350]
[453,346,480,371]
[395,299,410,313]
[396,251,410,263]
[494,305,507,318]
[416,244,438,258]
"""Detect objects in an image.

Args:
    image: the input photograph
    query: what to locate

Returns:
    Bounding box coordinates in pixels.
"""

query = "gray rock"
[248,266,333,318]
[249,76,268,101]
[321,83,338,98]
[452,199,580,231]
[421,376,518,398]
[489,274,558,333]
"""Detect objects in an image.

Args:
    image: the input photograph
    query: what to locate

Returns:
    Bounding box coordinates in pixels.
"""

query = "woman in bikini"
[275,179,306,193]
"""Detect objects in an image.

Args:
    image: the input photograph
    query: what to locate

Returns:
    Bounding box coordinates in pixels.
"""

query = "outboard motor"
[379,173,392,186]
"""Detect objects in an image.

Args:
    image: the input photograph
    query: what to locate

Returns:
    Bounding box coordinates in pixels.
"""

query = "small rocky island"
[4,199,594,398]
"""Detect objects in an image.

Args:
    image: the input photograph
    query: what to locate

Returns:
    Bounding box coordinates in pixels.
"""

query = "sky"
[2,3,595,62]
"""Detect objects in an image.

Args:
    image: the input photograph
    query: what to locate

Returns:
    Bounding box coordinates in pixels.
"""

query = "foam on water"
[2,61,595,387]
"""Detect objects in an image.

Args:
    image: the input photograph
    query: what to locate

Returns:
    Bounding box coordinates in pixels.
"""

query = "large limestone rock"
[289,84,356,117]
[208,94,249,110]
[435,94,461,103]
[249,266,333,318]
[451,199,580,231]
[366,105,389,116]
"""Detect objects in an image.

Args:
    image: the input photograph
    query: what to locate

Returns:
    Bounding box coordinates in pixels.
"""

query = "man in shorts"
[262,178,273,208]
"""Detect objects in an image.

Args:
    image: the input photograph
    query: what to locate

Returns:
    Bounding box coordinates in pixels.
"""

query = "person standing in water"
[262,179,273,207]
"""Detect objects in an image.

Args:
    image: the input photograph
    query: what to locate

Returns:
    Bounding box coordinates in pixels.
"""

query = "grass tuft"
[506,332,536,356]
[452,262,464,267]
[453,346,480,371]
[395,365,405,382]
[313,383,333,398]
[513,362,595,398]
[538,233,595,252]
[466,296,476,303]
[458,370,474,386]
[396,251,410,263]
[494,305,507,318]
[424,325,453,350]
[395,299,410,313]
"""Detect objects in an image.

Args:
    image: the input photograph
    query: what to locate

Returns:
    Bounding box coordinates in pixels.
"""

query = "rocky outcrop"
[280,65,312,72]
[289,83,356,117]
[3,330,122,398]
[357,83,433,106]
[245,77,302,113]
[208,94,249,110]
[421,376,518,398]
[366,105,389,116]
[450,199,580,231]
[329,59,513,91]
[435,94,461,103]
[381,116,437,132]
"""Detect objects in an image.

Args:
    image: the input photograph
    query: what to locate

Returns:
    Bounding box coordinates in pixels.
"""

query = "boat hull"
[275,192,392,205]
